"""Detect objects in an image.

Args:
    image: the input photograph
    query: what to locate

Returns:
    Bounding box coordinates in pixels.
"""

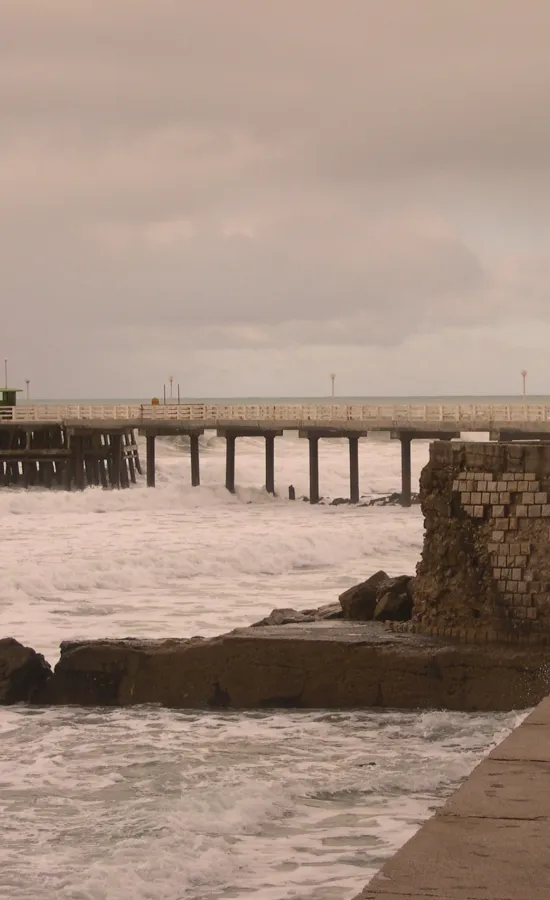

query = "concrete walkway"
[357,697,550,899]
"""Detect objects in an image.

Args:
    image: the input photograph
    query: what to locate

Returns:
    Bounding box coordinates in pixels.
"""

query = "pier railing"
[2,403,550,426]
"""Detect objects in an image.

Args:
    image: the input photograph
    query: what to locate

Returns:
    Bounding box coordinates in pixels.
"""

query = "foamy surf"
[0,434,522,900]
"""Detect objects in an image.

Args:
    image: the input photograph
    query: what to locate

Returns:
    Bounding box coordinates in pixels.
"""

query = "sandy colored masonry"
[357,695,550,899]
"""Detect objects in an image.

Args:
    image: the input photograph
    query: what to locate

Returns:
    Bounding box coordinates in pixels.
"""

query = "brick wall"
[411,441,550,644]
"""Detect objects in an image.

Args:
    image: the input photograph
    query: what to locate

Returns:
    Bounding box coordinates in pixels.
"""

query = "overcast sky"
[3,1,550,398]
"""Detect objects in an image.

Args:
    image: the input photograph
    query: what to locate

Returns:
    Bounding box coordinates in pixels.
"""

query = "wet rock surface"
[0,637,51,703]
[373,576,415,622]
[252,603,342,627]
[33,622,550,712]
[340,571,415,622]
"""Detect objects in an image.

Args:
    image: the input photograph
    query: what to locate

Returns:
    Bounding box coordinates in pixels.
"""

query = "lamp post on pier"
[330,372,336,399]
[521,369,527,400]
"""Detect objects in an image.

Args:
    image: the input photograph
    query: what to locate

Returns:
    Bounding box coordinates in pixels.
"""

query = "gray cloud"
[2,1,550,396]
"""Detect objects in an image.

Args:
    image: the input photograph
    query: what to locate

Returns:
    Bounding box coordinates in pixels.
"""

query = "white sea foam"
[0,434,523,899]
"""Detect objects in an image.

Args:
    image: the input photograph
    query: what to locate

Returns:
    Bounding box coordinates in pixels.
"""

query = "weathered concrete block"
[414,441,550,644]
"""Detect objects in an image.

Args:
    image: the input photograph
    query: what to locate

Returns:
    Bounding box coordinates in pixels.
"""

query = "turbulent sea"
[0,431,524,900]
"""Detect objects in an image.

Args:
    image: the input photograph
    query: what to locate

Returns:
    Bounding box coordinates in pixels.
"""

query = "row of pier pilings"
[141,426,460,506]
[0,423,141,489]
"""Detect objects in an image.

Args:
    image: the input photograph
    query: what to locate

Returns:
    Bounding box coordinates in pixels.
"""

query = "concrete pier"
[10,399,550,499]
[358,695,550,900]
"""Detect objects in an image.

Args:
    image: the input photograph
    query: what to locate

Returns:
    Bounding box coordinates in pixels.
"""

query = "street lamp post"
[25,379,30,401]
[330,372,336,399]
[521,369,527,400]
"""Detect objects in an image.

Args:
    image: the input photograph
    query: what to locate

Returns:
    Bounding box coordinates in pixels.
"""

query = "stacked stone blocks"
[411,441,550,644]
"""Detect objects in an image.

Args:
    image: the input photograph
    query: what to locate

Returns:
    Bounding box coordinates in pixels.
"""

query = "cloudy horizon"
[3,1,550,399]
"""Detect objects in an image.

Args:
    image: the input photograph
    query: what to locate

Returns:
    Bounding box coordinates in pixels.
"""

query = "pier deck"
[3,403,550,498]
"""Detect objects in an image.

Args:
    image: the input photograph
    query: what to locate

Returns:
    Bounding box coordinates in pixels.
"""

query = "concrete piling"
[190,433,200,487]
[349,436,360,503]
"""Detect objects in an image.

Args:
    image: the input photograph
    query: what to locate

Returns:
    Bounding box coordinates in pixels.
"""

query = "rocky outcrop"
[340,572,414,622]
[373,576,414,622]
[339,570,390,620]
[252,603,342,627]
[34,623,550,712]
[0,638,51,703]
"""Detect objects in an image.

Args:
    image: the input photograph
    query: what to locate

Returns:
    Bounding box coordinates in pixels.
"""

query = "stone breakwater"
[1,621,549,712]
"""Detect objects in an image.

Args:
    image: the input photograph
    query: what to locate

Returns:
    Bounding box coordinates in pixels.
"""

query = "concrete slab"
[489,724,550,762]
[359,893,461,900]
[522,696,550,725]
[359,815,550,899]
[233,620,434,645]
[444,758,550,820]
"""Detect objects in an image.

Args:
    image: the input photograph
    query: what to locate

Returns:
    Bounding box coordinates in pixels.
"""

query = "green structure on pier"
[0,388,22,407]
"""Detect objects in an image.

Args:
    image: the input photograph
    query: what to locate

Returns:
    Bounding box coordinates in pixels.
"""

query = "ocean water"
[0,432,523,900]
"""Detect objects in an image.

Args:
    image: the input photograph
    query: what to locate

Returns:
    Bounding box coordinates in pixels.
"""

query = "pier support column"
[190,434,200,487]
[111,434,122,489]
[349,436,359,503]
[146,435,156,488]
[400,435,412,507]
[225,435,236,493]
[74,436,85,491]
[265,434,275,495]
[309,436,320,504]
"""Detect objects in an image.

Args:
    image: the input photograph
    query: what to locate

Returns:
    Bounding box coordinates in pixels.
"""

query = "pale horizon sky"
[3,2,550,399]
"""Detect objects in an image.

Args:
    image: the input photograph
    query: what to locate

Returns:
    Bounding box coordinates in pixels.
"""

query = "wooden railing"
[2,403,550,425]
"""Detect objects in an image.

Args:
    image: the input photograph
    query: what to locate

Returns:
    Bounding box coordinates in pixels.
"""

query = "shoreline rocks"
[339,572,414,622]
[2,622,549,712]
[0,638,51,703]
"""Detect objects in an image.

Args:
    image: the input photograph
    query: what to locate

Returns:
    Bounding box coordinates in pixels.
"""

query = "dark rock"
[373,575,414,622]
[339,570,389,620]
[252,608,315,627]
[36,626,550,712]
[360,492,420,507]
[252,602,343,627]
[0,637,51,703]
[313,602,343,620]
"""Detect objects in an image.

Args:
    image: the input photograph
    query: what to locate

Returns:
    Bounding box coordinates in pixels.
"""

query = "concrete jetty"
[358,695,550,900]
[0,621,545,711]
[4,400,550,501]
